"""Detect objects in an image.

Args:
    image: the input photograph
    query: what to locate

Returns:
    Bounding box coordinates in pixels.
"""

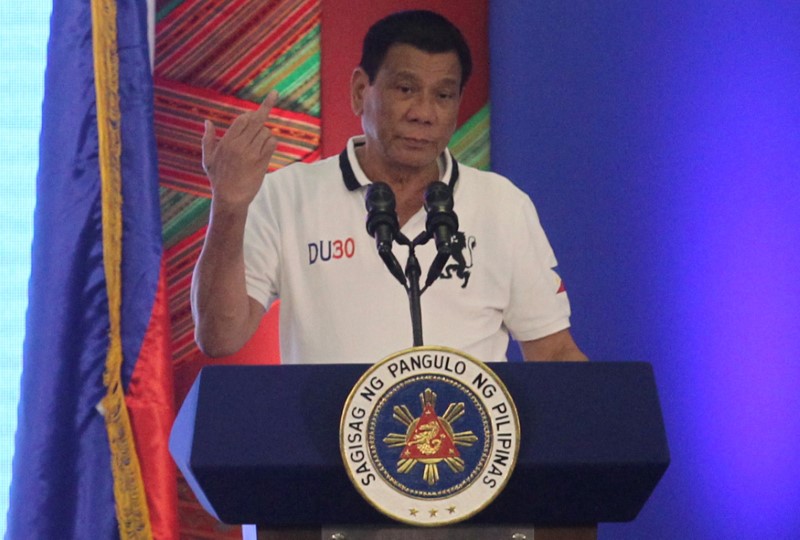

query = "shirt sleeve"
[242,174,281,310]
[503,195,572,341]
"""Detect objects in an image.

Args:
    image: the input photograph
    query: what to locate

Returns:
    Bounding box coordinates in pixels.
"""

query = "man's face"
[351,44,463,175]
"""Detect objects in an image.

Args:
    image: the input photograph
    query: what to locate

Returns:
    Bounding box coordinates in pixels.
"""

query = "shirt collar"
[339,135,460,192]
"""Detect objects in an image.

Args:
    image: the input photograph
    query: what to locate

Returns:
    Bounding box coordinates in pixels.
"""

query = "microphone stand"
[366,180,456,349]
[394,231,434,347]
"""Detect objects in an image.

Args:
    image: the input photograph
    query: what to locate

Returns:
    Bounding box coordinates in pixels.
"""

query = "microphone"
[365,182,406,286]
[423,182,459,287]
[424,181,458,251]
[366,182,400,252]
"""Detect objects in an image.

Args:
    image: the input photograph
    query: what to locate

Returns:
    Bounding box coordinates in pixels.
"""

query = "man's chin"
[390,146,442,170]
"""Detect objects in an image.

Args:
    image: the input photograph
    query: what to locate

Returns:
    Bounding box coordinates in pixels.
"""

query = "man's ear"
[351,67,369,116]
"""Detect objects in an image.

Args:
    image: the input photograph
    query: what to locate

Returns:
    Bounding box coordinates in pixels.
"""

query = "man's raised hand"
[201,90,280,209]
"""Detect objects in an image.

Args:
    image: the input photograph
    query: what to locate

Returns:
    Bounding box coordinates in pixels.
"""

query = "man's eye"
[398,85,413,93]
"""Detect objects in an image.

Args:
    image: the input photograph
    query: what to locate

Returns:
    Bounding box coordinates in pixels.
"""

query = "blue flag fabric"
[7,0,163,538]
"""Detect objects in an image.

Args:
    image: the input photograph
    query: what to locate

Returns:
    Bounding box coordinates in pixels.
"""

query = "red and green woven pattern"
[451,104,491,171]
[155,0,320,115]
[155,77,320,198]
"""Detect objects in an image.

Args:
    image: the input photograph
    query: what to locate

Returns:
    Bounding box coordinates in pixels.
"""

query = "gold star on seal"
[409,508,419,517]
[447,506,456,514]
[429,508,439,517]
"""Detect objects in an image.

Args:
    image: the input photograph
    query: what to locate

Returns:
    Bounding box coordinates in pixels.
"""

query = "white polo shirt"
[243,136,571,364]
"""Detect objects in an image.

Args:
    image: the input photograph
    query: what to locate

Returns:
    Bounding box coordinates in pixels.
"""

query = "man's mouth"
[401,137,432,147]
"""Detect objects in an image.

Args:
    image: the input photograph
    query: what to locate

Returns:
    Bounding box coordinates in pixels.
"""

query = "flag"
[7,0,177,538]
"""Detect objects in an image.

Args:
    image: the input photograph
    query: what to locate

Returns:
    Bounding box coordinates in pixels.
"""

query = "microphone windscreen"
[423,181,453,212]
[424,181,458,241]
[365,182,399,237]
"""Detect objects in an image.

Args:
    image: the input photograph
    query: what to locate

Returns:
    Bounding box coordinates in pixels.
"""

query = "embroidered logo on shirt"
[439,232,476,289]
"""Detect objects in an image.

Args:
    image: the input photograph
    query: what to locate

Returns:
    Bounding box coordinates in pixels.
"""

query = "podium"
[170,362,669,539]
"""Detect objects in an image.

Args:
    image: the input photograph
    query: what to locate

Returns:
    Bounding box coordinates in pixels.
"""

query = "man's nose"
[406,92,437,123]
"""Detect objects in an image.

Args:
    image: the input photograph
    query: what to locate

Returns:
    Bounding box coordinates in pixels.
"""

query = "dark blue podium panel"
[170,362,669,527]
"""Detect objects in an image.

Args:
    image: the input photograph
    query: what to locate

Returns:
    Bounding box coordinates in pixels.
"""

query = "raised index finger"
[252,90,279,124]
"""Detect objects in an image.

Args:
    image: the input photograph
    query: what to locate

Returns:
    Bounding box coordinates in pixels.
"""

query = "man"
[192,10,586,363]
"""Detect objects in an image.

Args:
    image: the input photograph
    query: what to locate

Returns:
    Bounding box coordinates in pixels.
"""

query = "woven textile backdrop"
[153,1,487,536]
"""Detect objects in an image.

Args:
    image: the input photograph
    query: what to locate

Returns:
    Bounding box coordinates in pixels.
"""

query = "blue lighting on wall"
[491,2,800,538]
[665,3,800,532]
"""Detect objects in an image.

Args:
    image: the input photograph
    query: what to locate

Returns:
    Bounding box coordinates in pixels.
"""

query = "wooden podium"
[170,362,669,539]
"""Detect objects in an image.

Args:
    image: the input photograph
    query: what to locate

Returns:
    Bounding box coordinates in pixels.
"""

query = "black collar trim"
[339,144,461,192]
[449,159,460,189]
[339,149,361,191]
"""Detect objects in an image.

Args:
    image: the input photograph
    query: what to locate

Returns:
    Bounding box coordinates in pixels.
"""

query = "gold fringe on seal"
[91,0,153,538]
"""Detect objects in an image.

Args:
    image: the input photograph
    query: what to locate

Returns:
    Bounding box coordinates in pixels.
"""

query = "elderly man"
[192,10,586,364]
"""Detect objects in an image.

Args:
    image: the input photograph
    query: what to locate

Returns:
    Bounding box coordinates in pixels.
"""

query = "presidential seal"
[340,347,520,526]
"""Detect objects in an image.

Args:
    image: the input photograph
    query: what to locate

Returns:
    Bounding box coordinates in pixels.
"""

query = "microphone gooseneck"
[364,180,462,347]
